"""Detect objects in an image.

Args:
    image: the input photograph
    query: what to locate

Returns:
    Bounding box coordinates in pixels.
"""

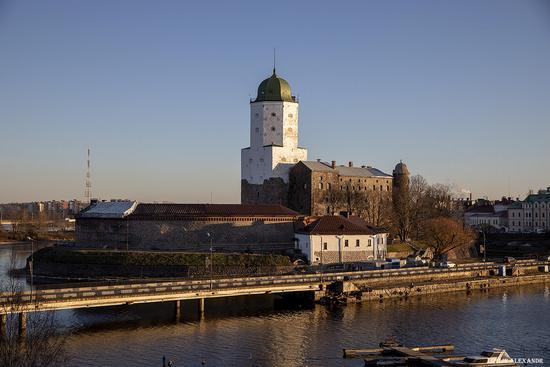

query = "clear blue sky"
[1,0,549,203]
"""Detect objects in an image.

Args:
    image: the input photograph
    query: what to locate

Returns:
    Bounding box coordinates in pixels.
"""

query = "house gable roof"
[296,215,377,235]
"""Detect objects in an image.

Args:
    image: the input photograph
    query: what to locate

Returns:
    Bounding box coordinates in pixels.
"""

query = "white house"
[295,215,388,264]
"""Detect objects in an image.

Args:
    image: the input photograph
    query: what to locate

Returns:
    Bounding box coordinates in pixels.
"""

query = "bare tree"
[421,217,475,260]
[0,253,67,367]
[363,190,391,227]
[409,175,429,239]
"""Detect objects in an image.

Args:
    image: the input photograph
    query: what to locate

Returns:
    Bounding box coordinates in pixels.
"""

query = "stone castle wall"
[288,163,394,216]
[241,178,289,206]
[76,217,295,252]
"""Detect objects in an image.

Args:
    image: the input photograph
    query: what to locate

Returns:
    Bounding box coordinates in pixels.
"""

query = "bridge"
[1,260,548,335]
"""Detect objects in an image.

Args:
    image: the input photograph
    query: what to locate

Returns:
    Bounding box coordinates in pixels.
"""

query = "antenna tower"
[84,148,92,203]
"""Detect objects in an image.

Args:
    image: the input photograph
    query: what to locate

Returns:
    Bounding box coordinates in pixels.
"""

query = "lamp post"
[320,236,324,283]
[206,232,213,290]
[26,236,34,303]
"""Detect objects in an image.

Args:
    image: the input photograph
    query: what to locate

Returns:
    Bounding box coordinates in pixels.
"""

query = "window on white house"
[323,243,327,250]
[368,239,372,247]
[344,240,349,247]
[356,239,360,247]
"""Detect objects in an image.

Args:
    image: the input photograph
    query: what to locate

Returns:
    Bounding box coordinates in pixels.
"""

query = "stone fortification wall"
[76,218,295,252]
[32,262,295,279]
[241,178,289,206]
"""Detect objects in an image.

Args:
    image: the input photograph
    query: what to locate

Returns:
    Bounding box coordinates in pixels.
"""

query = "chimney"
[316,158,321,162]
[469,193,472,201]
[367,165,372,169]
[361,165,366,168]
[348,161,353,167]
[331,160,336,168]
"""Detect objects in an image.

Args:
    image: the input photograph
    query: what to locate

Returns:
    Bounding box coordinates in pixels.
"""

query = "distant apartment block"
[508,187,550,233]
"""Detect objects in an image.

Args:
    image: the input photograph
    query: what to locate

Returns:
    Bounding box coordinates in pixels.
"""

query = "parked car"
[439,261,457,268]
[503,256,516,265]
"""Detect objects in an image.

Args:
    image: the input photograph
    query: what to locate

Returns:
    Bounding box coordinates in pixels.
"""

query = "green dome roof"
[255,69,295,102]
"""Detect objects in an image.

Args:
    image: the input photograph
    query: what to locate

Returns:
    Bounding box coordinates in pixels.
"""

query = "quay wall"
[344,273,550,302]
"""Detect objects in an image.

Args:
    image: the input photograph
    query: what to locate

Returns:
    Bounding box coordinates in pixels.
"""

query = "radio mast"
[84,148,92,204]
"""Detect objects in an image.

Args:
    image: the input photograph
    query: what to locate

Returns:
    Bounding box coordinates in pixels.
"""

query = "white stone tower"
[241,68,307,204]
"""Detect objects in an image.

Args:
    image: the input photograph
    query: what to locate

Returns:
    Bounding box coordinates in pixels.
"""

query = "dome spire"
[273,48,276,76]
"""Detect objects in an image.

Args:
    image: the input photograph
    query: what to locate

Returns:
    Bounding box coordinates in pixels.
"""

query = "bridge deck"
[1,260,547,314]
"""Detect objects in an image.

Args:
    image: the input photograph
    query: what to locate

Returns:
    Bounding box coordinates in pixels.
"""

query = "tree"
[408,175,429,239]
[421,217,475,260]
[0,253,67,367]
[363,190,391,228]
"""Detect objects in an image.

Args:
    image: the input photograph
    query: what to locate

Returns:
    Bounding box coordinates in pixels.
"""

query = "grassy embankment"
[0,229,73,243]
[32,246,293,267]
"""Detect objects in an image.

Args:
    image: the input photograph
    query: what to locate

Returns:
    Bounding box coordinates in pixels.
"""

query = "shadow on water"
[65,293,316,335]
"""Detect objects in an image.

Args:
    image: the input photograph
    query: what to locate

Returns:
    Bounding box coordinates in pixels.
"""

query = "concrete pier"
[0,314,6,338]
[198,298,205,319]
[174,300,181,321]
[18,313,26,337]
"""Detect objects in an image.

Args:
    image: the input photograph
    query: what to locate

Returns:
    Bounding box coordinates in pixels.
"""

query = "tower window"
[271,127,276,131]
[255,127,259,133]
[271,112,276,117]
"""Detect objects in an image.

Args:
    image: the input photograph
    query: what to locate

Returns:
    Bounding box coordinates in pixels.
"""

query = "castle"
[241,68,405,216]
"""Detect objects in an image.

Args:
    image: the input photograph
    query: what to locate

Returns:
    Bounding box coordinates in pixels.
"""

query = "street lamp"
[26,236,34,303]
[206,232,213,290]
[320,236,324,284]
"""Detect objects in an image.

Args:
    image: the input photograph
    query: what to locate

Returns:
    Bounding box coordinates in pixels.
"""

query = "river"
[1,243,549,367]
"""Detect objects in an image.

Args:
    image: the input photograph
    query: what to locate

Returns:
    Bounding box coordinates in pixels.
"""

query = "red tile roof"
[129,203,299,220]
[296,215,376,235]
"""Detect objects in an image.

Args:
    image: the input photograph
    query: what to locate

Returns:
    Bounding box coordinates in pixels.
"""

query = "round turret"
[393,161,410,176]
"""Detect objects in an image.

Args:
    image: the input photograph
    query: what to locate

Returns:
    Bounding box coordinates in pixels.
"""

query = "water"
[2,243,549,366]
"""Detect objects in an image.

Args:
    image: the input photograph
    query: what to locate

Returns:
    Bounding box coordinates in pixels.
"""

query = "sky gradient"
[1,0,549,203]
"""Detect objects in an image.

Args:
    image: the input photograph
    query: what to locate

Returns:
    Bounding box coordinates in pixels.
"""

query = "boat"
[344,341,518,367]
[449,348,517,366]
